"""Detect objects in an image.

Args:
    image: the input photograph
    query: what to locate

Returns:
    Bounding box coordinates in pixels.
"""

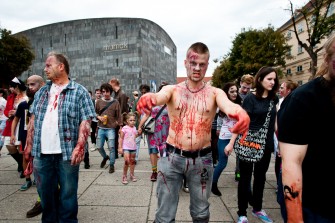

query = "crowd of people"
[0,34,334,223]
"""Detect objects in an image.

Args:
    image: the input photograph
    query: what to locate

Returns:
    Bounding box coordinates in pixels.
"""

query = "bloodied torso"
[166,82,218,151]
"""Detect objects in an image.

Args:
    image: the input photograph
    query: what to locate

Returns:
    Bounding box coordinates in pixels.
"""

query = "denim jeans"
[34,154,79,223]
[97,128,116,165]
[213,139,229,183]
[155,152,213,223]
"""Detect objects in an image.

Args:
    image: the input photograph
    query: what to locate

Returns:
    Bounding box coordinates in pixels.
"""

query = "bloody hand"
[136,93,156,115]
[229,108,250,141]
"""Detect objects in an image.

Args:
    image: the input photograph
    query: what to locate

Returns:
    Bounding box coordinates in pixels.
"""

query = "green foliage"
[0,28,35,86]
[212,26,290,88]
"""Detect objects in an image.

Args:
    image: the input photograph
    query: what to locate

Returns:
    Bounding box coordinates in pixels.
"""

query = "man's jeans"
[155,152,213,223]
[135,135,141,161]
[34,154,79,223]
[97,128,116,165]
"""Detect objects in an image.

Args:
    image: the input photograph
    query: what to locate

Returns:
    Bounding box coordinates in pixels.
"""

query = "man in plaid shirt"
[25,52,95,222]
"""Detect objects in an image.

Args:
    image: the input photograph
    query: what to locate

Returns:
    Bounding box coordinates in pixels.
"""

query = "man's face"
[239,82,252,95]
[141,89,148,95]
[279,82,289,97]
[95,90,101,99]
[184,50,209,82]
[27,79,41,94]
[44,56,61,80]
[101,89,111,100]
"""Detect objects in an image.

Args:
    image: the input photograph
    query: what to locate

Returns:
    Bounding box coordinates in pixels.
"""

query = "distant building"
[277,1,335,85]
[16,18,177,95]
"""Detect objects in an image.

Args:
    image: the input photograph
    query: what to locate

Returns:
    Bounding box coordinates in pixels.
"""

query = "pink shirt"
[121,125,137,150]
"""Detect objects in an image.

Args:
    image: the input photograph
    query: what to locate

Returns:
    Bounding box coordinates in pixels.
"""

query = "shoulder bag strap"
[154,104,167,120]
[98,100,115,115]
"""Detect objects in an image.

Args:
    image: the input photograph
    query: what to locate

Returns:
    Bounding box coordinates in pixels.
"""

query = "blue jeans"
[155,152,213,222]
[213,139,229,183]
[34,154,79,223]
[97,128,116,165]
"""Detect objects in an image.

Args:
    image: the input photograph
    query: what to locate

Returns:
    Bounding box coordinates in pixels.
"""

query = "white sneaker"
[238,216,248,223]
[90,144,97,152]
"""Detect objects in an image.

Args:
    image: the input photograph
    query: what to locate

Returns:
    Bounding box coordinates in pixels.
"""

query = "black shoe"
[84,163,90,169]
[19,171,25,178]
[109,165,115,173]
[100,155,109,168]
[26,201,42,218]
[211,183,222,196]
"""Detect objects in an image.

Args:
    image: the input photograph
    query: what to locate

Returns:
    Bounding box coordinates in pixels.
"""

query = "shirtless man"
[137,42,250,222]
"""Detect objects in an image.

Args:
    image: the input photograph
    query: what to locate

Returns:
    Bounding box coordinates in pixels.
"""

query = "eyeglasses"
[133,94,138,96]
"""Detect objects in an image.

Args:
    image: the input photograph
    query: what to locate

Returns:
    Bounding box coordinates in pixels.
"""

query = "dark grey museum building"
[18,18,177,95]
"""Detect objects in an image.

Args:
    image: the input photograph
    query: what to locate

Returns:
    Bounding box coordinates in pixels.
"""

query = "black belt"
[166,144,211,158]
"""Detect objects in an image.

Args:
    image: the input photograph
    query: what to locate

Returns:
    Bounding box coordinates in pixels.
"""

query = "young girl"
[118,112,139,184]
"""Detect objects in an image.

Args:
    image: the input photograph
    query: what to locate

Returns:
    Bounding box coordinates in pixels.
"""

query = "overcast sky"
[0,0,305,77]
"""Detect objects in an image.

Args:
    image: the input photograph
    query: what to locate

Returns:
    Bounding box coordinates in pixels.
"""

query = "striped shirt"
[30,80,95,160]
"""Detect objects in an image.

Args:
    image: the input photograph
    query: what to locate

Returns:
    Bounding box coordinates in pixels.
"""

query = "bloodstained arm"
[24,115,35,161]
[280,141,307,223]
[71,120,91,165]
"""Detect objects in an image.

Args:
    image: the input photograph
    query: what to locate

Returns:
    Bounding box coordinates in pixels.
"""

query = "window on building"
[64,34,67,46]
[298,44,303,54]
[116,58,119,67]
[50,36,53,47]
[286,49,292,56]
[327,2,334,17]
[287,68,291,75]
[298,80,303,85]
[297,65,303,72]
[297,23,304,33]
[115,25,118,39]
[286,31,292,39]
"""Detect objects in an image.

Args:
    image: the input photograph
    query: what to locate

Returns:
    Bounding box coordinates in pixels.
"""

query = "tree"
[212,26,290,87]
[0,28,35,86]
[288,0,335,78]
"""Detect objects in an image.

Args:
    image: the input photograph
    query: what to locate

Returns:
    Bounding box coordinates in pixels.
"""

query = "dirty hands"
[136,93,157,115]
[229,108,250,141]
[71,146,85,165]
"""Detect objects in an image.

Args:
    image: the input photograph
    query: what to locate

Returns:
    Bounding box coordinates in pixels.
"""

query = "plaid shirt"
[30,80,95,160]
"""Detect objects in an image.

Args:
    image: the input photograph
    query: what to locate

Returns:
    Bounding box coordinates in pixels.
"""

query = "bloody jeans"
[155,151,213,223]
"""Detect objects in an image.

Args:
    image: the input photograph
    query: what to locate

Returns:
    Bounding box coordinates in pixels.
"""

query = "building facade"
[278,1,335,85]
[16,18,177,95]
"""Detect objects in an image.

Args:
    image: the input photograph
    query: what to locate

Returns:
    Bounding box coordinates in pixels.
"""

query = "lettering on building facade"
[103,42,128,51]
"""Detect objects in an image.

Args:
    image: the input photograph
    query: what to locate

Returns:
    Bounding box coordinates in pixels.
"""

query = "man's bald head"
[27,75,45,94]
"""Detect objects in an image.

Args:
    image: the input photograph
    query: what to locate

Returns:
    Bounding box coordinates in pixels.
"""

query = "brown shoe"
[100,155,109,168]
[150,172,157,182]
[26,201,42,218]
[109,165,115,173]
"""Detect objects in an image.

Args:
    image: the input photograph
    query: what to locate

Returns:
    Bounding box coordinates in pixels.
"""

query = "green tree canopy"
[0,28,35,87]
[212,26,290,89]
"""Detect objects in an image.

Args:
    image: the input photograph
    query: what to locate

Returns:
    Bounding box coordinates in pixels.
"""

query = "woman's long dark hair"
[254,66,279,100]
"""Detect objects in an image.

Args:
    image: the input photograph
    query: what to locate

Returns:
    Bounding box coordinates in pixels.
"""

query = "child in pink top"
[118,112,139,184]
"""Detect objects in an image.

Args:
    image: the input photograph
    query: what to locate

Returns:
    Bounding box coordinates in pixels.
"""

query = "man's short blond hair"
[240,74,254,85]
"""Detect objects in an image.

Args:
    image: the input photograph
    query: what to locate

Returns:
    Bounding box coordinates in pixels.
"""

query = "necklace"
[185,80,206,93]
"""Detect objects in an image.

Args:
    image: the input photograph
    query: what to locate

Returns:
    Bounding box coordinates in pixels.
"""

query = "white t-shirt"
[41,84,67,154]
[0,97,7,121]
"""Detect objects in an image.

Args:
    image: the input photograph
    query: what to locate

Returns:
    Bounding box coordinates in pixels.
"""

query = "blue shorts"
[123,149,136,154]
[148,147,159,155]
